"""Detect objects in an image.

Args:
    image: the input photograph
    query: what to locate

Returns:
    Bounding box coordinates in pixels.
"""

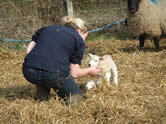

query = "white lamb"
[87,53,118,86]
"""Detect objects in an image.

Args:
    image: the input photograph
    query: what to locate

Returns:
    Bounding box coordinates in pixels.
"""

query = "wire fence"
[0,0,127,43]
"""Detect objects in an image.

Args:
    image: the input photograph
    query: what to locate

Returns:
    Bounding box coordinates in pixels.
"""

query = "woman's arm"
[70,64,100,79]
[26,41,36,54]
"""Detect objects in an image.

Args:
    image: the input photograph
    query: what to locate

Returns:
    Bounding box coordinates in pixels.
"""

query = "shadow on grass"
[119,46,166,53]
[0,84,35,101]
[0,83,87,101]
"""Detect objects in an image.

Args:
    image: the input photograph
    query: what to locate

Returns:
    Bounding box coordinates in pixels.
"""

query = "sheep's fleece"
[88,53,118,86]
[127,0,166,37]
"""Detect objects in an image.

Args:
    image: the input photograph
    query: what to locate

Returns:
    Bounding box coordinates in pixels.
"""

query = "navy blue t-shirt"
[23,25,85,76]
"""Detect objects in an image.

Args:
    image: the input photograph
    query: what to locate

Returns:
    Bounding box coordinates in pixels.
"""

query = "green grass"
[87,31,133,41]
[0,41,28,51]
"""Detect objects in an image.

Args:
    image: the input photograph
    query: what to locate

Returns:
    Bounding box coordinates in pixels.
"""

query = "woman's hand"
[88,66,101,76]
[70,64,101,79]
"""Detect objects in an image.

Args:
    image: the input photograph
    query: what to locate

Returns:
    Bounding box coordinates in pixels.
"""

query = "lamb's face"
[88,53,100,67]
[127,0,141,14]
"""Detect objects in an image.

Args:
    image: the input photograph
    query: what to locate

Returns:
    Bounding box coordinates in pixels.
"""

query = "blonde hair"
[62,16,88,32]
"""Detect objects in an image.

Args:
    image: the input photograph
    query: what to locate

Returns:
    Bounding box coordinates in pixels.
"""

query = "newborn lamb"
[88,53,118,86]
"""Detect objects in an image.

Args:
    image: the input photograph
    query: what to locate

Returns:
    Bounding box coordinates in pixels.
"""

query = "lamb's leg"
[153,37,160,52]
[105,72,111,86]
[112,63,118,85]
[139,34,146,50]
[96,77,102,88]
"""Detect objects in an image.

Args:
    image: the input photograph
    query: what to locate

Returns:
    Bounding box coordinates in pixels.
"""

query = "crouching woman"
[22,16,100,105]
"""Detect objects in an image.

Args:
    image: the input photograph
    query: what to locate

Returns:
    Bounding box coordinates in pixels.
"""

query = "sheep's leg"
[139,34,146,50]
[105,72,111,86]
[153,37,160,52]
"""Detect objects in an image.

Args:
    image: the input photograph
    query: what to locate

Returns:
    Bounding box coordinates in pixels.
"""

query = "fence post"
[67,0,74,16]
[63,0,74,17]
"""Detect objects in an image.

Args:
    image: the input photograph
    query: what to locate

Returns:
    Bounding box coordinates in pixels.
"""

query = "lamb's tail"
[111,62,118,85]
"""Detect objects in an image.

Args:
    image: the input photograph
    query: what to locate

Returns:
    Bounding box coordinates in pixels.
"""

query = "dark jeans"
[22,65,83,104]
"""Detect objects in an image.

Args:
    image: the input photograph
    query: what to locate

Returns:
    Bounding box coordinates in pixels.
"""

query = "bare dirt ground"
[0,39,166,124]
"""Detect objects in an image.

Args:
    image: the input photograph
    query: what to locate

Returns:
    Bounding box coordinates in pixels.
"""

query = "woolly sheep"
[88,53,118,86]
[127,0,166,51]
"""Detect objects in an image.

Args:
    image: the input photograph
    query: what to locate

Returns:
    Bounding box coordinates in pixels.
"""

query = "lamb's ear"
[88,53,93,57]
[100,57,104,61]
